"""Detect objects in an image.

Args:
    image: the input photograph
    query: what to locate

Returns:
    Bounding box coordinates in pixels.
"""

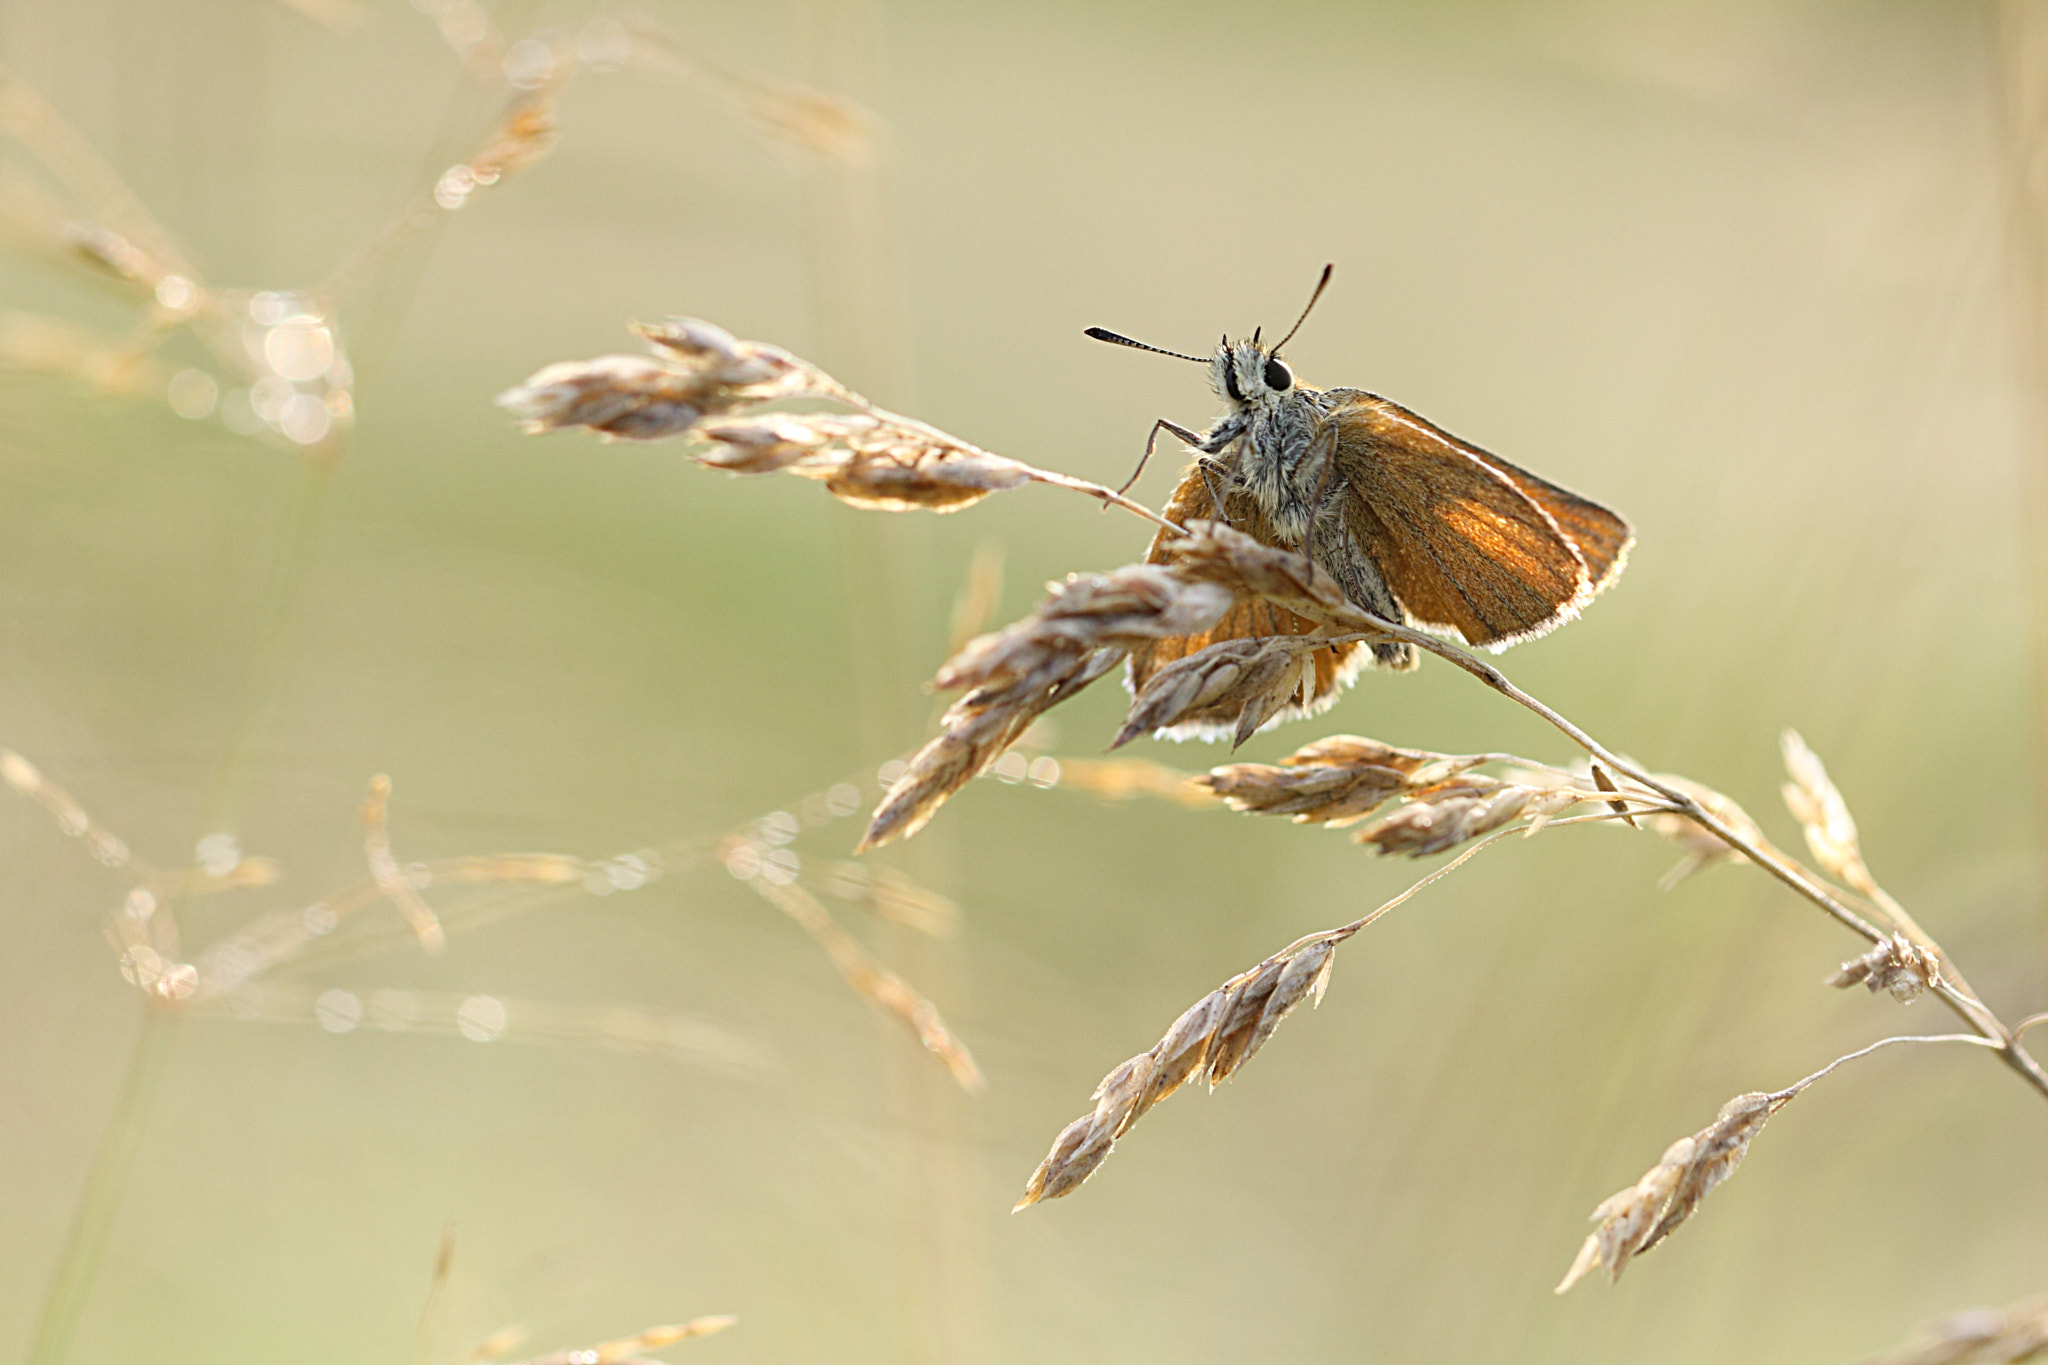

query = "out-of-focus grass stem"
[24,1009,179,1365]
[1995,0,2048,927]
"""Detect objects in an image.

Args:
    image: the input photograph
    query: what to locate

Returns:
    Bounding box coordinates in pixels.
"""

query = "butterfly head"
[1212,335,1296,411]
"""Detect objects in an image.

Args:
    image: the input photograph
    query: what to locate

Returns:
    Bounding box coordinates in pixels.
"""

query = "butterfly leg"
[1114,418,1206,497]
[1196,457,1233,528]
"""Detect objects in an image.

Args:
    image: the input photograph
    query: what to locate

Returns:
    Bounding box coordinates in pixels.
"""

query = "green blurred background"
[4,1,2046,1361]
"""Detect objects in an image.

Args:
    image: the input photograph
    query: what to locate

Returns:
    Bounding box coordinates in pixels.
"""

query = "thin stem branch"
[1774,1031,2003,1100]
[1342,616,2048,1102]
[25,1007,178,1365]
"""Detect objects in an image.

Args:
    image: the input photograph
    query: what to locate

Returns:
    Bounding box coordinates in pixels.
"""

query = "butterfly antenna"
[1271,263,1334,354]
[1084,327,1209,364]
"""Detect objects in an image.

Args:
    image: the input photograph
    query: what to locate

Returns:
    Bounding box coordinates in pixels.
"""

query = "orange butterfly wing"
[1325,390,1626,648]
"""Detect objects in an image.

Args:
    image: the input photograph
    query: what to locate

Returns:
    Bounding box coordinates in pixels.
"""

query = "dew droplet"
[456,994,507,1042]
[263,316,336,383]
[278,392,333,446]
[315,988,362,1033]
[167,368,218,419]
[154,275,196,311]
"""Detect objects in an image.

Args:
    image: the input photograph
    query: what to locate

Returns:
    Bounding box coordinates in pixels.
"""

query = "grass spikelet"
[1831,933,1942,1003]
[860,649,1118,852]
[1201,736,1486,826]
[938,567,1232,693]
[1555,1031,2000,1294]
[1112,636,1306,748]
[1780,729,1865,887]
[1162,519,1361,624]
[1013,929,1344,1208]
[1859,1293,2048,1365]
[497,318,821,441]
[1637,775,1762,889]
[1556,1090,1786,1292]
[699,411,1033,511]
[860,569,1231,850]
[1350,777,1546,857]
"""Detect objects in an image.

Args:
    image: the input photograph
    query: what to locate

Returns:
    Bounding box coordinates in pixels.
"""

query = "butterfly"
[1089,266,1633,741]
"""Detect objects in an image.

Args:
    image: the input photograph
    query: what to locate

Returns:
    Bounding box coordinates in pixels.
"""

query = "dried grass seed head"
[1164,519,1358,622]
[1638,774,1762,888]
[1862,1294,2048,1365]
[939,567,1232,696]
[1013,933,1342,1209]
[1348,777,1559,857]
[1780,728,1865,883]
[496,353,737,441]
[1556,1090,1785,1292]
[860,647,1122,851]
[695,405,1036,509]
[1831,933,1940,1003]
[1201,735,1487,826]
[497,318,818,441]
[863,569,1232,849]
[1113,636,1305,750]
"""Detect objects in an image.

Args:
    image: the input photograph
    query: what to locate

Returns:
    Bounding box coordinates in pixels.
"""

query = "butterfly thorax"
[1200,339,1335,545]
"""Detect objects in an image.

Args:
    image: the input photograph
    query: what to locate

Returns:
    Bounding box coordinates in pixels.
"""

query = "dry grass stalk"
[433,87,561,210]
[1637,775,1763,889]
[1776,732,2010,1041]
[0,747,131,867]
[1014,928,1346,1208]
[0,65,364,453]
[936,568,1233,694]
[493,1316,738,1365]
[946,541,1007,654]
[507,314,2048,1105]
[1048,757,1217,807]
[859,649,1119,853]
[186,853,588,1001]
[5,743,915,1077]
[1159,519,1367,629]
[24,754,958,1079]
[734,852,984,1091]
[1860,1292,2048,1365]
[605,14,876,163]
[362,774,448,953]
[504,316,1180,530]
[820,861,959,937]
[190,980,772,1076]
[858,568,1231,850]
[1832,933,1943,1003]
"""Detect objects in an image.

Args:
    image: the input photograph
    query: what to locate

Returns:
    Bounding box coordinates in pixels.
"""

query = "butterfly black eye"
[1264,358,1292,391]
[1222,365,1244,403]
